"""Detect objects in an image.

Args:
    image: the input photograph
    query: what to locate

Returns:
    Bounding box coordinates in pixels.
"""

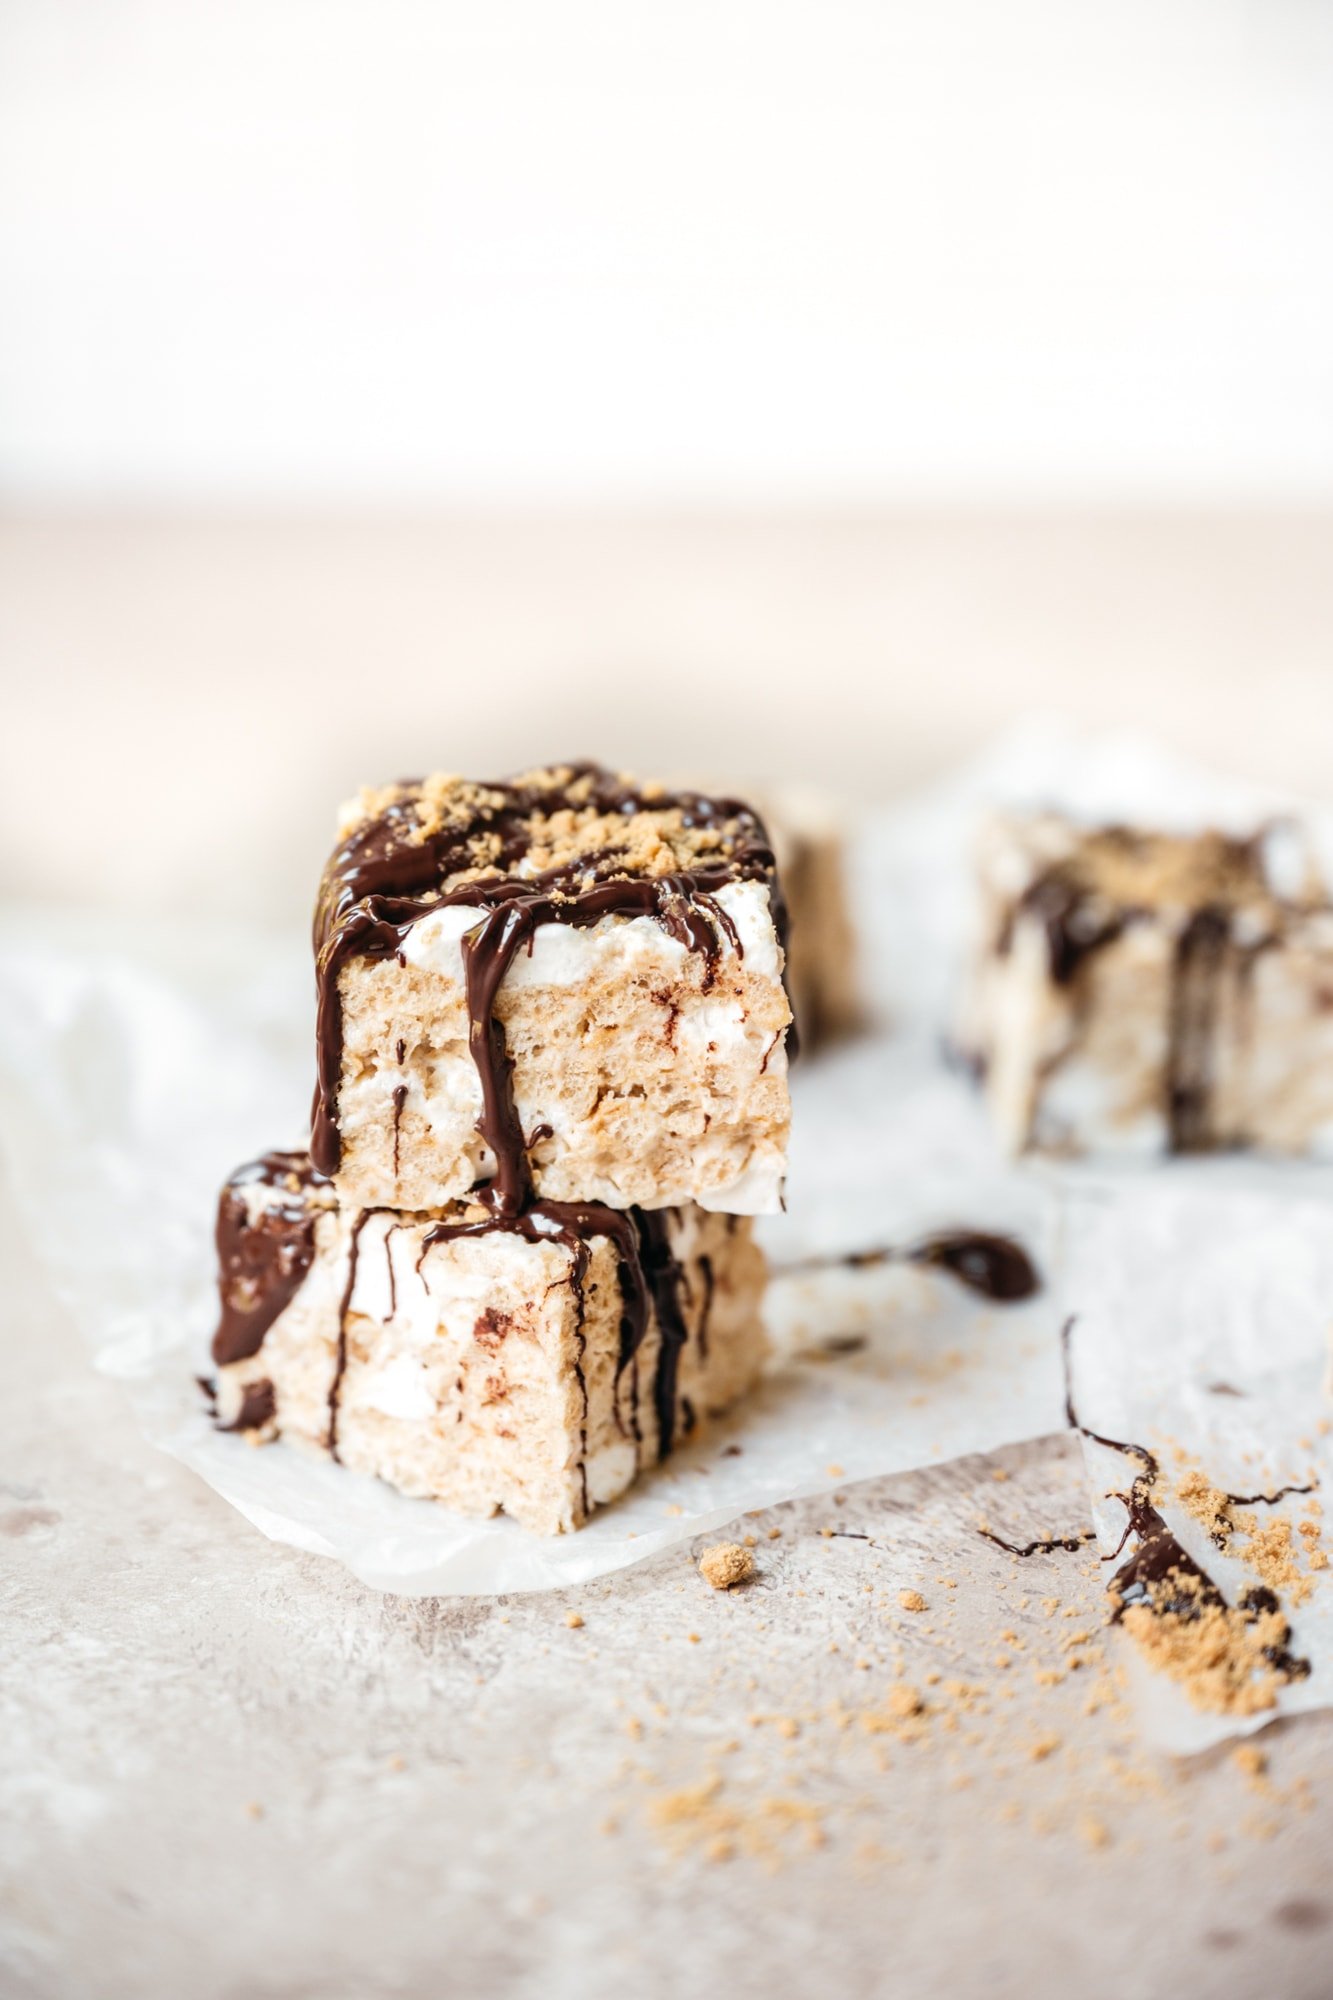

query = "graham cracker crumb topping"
[335,765,751,895]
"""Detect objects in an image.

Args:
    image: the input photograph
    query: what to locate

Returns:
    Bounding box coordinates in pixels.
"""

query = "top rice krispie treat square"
[311,763,794,1214]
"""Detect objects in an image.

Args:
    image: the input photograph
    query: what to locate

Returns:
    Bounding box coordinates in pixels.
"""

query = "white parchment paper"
[1062,1169,1333,1750]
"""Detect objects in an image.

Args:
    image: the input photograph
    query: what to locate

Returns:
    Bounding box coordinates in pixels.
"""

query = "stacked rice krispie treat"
[208,764,794,1533]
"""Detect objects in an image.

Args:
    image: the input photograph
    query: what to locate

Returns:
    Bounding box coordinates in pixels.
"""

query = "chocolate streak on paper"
[310,763,792,1200]
[775,1230,1040,1305]
[979,1528,1096,1558]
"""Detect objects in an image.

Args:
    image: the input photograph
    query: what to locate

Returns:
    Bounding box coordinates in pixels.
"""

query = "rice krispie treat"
[212,1152,768,1536]
[962,813,1333,1156]
[312,764,793,1216]
[757,783,862,1051]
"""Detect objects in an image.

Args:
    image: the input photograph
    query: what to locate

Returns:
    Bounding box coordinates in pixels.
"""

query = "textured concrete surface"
[4,1197,1333,2000]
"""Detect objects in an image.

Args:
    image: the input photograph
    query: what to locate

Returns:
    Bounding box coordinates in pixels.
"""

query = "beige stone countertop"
[4,1192,1333,2000]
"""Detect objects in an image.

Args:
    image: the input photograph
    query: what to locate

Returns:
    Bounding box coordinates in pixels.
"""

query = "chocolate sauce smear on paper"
[909,1231,1039,1301]
[211,1152,329,1368]
[1060,1321,1311,1685]
[310,763,791,1205]
[777,1231,1040,1305]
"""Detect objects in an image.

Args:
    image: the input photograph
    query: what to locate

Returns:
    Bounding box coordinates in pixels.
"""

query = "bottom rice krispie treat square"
[209,1153,767,1535]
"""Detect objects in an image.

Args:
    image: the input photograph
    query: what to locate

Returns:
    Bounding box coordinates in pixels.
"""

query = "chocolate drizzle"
[695,1254,715,1362]
[1016,873,1128,987]
[310,763,790,1202]
[211,1152,329,1368]
[1166,906,1230,1151]
[327,1211,369,1460]
[979,1527,1096,1558]
[219,1378,276,1433]
[420,1195,695,1462]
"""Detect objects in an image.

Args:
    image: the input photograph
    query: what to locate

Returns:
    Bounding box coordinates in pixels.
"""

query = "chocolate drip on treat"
[1013,873,1129,987]
[212,1152,329,1367]
[420,1196,693,1463]
[633,1208,694,1459]
[1060,1321,1311,1684]
[310,762,791,1198]
[776,1230,1040,1305]
[696,1254,715,1362]
[1166,905,1230,1151]
[219,1378,276,1433]
[569,1260,591,1519]
[327,1211,370,1461]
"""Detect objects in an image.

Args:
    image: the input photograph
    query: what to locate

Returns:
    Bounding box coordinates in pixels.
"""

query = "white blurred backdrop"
[1,2,1332,925]
[2,0,1332,502]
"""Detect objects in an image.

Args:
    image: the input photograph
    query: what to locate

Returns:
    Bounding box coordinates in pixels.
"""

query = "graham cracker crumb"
[699,1542,756,1590]
[1176,1468,1233,1545]
[1117,1568,1294,1717]
[1241,1515,1315,1607]
[898,1590,927,1613]
[565,1611,584,1629]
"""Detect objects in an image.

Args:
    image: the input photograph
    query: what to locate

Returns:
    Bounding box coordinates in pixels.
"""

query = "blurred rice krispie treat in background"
[962,811,1333,1157]
[754,782,863,1052]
